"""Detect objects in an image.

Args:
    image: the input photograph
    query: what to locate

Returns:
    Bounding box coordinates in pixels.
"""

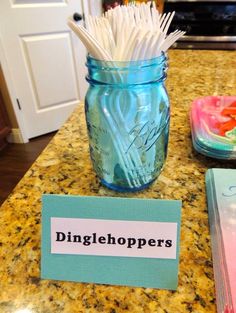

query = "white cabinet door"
[0,0,88,140]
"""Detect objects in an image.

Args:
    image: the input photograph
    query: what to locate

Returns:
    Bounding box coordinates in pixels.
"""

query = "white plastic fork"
[160,30,186,52]
[71,4,185,62]
[162,11,175,38]
[67,18,112,60]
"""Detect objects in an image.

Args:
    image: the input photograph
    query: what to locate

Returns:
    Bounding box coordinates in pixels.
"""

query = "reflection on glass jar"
[85,54,170,192]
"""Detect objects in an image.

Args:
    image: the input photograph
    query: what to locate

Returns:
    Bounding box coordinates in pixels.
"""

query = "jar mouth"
[85,52,168,85]
[86,52,167,70]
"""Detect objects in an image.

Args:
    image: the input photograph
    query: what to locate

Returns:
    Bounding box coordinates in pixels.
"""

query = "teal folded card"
[41,195,182,290]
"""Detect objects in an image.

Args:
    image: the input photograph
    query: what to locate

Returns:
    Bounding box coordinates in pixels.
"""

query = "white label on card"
[51,217,177,259]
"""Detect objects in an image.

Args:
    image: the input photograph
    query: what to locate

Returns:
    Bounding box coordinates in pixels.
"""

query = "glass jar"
[85,54,170,192]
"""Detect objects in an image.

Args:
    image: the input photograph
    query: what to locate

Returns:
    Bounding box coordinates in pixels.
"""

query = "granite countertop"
[0,49,236,313]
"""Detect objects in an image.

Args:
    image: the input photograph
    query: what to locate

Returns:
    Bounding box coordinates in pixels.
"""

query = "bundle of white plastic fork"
[68,1,185,61]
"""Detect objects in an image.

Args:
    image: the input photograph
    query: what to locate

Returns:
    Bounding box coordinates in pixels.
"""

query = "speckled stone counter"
[0,50,236,313]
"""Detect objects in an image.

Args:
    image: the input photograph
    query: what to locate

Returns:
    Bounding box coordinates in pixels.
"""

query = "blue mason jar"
[85,54,170,192]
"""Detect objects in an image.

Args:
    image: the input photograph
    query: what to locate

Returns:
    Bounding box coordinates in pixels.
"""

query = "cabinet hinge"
[16,98,21,110]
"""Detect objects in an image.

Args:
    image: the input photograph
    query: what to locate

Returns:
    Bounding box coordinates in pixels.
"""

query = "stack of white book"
[206,168,236,313]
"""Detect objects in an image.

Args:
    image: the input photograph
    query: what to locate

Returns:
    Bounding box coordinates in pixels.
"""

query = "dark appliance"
[164,0,236,50]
